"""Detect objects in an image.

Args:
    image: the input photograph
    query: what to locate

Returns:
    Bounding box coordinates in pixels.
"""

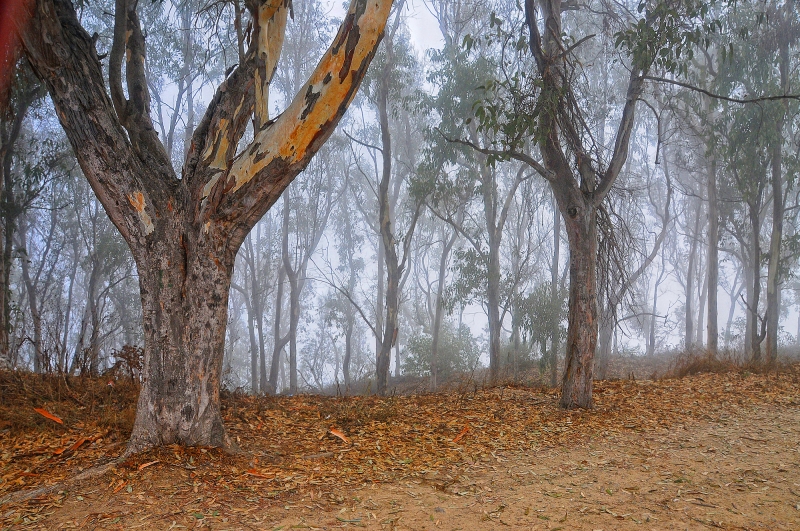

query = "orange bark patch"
[127,191,154,235]
[127,191,146,212]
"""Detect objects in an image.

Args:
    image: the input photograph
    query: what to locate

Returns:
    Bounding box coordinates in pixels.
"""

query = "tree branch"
[597,70,644,203]
[436,128,553,181]
[205,0,392,244]
[644,75,800,104]
[21,0,171,246]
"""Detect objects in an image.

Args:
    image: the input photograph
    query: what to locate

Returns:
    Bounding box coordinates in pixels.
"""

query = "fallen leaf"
[137,460,160,471]
[69,437,88,452]
[245,469,272,479]
[329,427,349,444]
[33,407,63,424]
[453,426,469,443]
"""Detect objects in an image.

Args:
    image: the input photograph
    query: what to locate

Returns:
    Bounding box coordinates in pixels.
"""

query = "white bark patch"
[127,191,154,235]
[201,172,223,205]
[201,118,232,170]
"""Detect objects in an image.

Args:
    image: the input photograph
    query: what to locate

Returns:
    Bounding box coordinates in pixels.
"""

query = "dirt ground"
[1,369,799,530]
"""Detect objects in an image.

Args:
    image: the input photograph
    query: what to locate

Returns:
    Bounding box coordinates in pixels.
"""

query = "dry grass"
[664,348,797,379]
[0,371,138,437]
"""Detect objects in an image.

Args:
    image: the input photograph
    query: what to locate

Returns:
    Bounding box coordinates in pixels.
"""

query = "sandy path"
[267,404,800,530]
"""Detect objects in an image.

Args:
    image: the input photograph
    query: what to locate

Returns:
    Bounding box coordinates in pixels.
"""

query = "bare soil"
[1,369,799,530]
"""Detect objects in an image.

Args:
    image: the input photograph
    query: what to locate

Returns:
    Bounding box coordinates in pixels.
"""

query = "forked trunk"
[127,227,234,453]
[559,202,598,409]
[20,0,392,453]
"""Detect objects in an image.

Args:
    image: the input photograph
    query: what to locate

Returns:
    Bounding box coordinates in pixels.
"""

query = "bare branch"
[644,75,800,104]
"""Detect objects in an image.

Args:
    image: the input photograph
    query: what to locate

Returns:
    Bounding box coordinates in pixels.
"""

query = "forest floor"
[1,363,799,530]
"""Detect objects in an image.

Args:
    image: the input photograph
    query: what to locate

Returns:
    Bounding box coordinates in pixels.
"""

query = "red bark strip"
[0,0,34,109]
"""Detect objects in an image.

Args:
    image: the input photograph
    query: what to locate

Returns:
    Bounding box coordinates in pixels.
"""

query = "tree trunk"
[287,276,300,394]
[748,196,763,363]
[247,297,258,393]
[559,198,598,409]
[486,230,502,381]
[281,195,301,394]
[375,41,397,395]
[127,228,234,453]
[19,221,44,372]
[342,262,357,391]
[60,234,80,372]
[375,231,385,363]
[269,264,287,394]
[21,0,394,452]
[695,260,708,349]
[343,317,353,391]
[765,33,788,366]
[706,155,719,355]
[549,200,560,387]
[723,269,742,347]
[431,227,456,390]
[685,199,701,350]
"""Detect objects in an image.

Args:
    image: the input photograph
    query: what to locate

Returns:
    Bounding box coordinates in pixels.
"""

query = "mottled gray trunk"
[695,261,708,349]
[269,263,288,393]
[376,65,397,395]
[685,199,701,350]
[128,227,234,453]
[748,196,763,362]
[430,228,456,390]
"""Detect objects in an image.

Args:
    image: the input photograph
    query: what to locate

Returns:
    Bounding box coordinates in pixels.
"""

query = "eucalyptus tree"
[713,0,800,361]
[425,18,536,383]
[448,0,718,407]
[346,15,425,394]
[18,0,391,452]
[759,0,798,365]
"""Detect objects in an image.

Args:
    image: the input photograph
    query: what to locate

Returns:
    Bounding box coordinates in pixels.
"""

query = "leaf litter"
[0,365,798,529]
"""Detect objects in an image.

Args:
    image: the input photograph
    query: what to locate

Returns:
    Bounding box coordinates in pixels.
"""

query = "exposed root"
[0,459,121,509]
[122,432,240,459]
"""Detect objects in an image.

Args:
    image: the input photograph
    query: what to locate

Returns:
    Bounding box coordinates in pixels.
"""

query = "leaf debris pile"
[1,365,798,528]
